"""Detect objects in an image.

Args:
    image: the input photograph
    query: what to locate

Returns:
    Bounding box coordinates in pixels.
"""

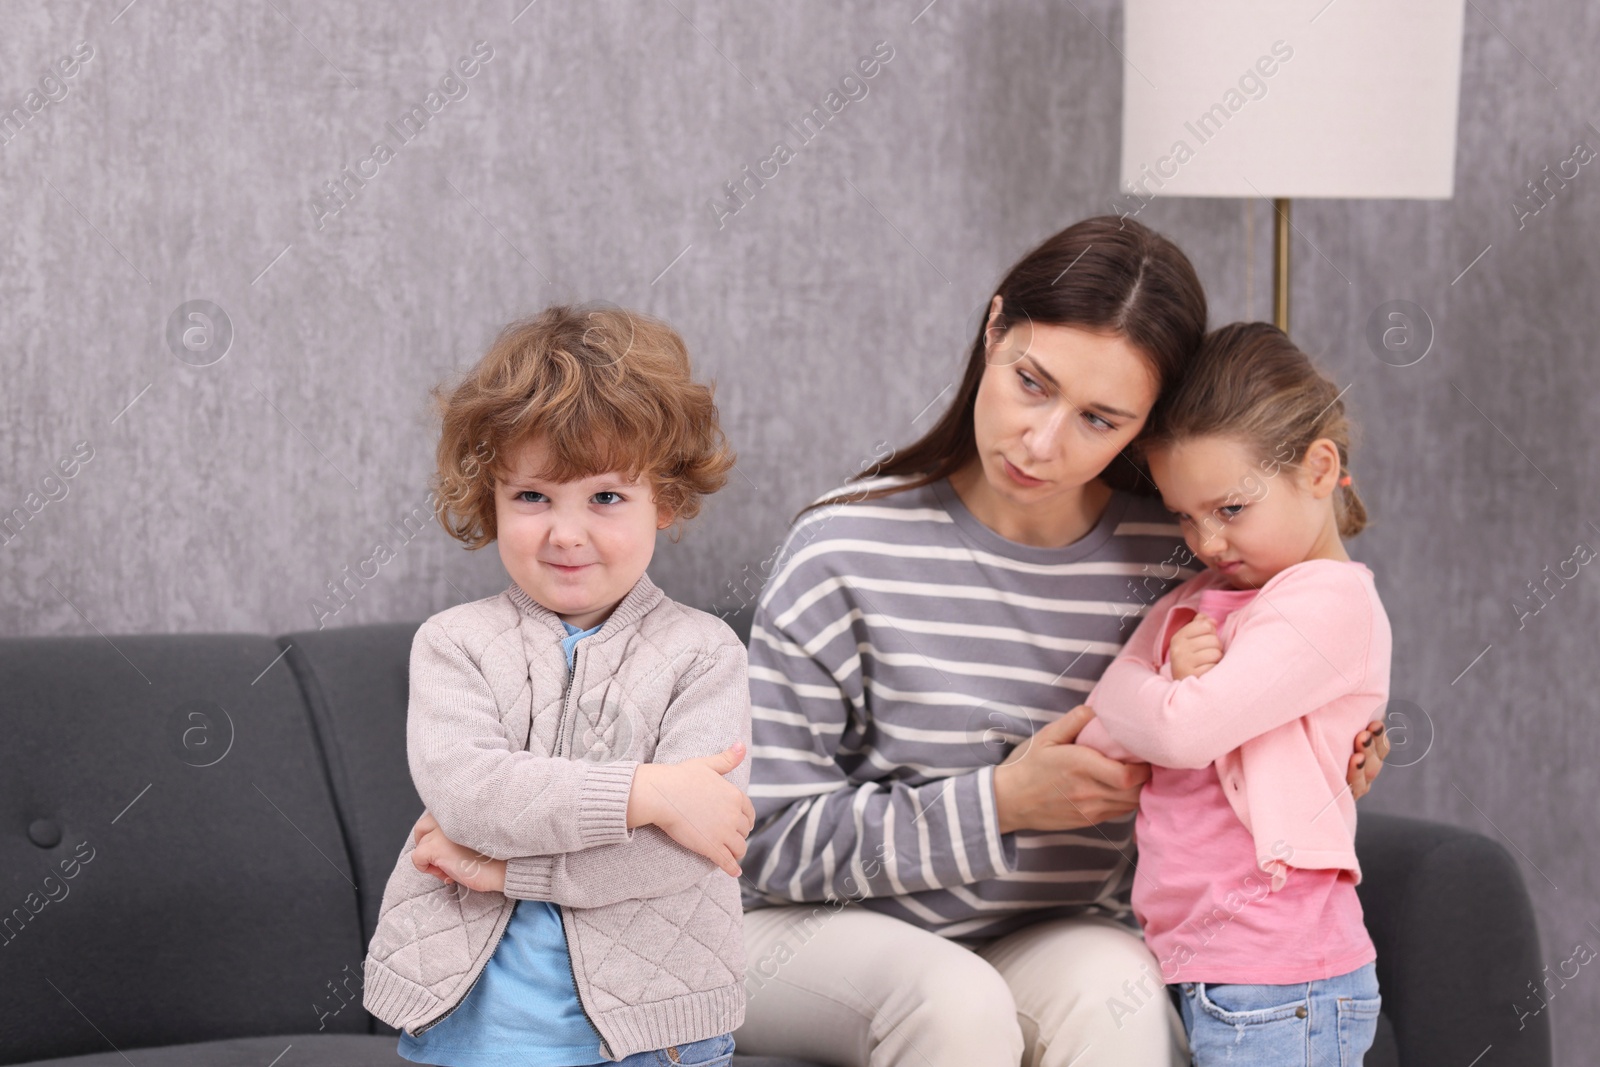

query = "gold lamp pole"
[1272,198,1291,333]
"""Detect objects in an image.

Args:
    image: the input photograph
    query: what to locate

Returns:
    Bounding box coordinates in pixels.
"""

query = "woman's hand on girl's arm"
[625,742,754,878]
[1346,720,1390,800]
[993,706,1149,833]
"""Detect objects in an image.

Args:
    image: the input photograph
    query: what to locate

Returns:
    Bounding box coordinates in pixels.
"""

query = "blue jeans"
[607,1032,735,1067]
[1177,962,1381,1066]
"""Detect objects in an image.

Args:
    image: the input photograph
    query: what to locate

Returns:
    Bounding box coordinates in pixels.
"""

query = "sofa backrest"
[277,622,422,984]
[0,633,371,1064]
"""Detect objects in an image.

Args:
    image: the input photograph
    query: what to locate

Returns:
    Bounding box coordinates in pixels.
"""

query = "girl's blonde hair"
[1143,321,1369,538]
[430,303,736,548]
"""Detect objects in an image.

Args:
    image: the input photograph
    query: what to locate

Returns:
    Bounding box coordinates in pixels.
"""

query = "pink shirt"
[1078,559,1389,984]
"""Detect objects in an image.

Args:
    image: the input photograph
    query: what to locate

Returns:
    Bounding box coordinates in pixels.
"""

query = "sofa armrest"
[1356,812,1552,1067]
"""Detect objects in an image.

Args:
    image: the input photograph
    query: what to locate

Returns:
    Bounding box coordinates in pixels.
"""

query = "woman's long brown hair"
[793,215,1208,523]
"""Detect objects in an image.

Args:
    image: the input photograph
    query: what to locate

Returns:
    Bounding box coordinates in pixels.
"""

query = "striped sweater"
[739,473,1199,940]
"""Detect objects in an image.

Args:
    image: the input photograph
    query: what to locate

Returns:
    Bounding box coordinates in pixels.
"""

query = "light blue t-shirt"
[399,618,606,1067]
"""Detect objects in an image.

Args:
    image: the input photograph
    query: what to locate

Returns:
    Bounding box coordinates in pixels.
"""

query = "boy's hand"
[627,742,754,878]
[412,826,507,893]
[1169,616,1223,680]
[409,810,452,883]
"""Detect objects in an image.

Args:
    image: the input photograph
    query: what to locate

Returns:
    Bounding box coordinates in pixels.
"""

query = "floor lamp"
[1118,0,1465,334]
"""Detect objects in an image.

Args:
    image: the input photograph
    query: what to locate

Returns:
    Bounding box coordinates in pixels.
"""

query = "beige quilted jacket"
[361,572,751,1061]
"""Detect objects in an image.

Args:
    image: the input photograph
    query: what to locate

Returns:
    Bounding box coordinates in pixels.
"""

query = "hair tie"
[1338,473,1352,487]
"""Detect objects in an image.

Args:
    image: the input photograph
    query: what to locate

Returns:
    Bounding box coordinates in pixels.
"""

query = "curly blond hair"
[430,303,736,548]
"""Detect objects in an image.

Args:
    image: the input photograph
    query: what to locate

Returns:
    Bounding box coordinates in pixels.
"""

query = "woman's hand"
[411,825,507,893]
[1168,616,1222,680]
[627,742,755,878]
[1347,720,1390,800]
[993,706,1150,834]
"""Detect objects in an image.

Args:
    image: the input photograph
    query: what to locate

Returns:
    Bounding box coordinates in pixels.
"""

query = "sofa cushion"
[0,634,368,1065]
[1355,810,1551,1066]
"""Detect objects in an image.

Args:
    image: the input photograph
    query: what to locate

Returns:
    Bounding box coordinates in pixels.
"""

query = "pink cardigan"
[1078,558,1391,890]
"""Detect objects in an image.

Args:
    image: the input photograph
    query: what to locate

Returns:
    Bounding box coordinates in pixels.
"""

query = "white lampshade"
[1119,0,1465,200]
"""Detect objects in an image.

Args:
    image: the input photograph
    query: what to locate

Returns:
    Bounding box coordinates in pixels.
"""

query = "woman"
[732,216,1390,1067]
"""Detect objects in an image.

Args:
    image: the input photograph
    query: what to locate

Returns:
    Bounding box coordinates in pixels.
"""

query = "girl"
[362,304,756,1067]
[1078,321,1389,1065]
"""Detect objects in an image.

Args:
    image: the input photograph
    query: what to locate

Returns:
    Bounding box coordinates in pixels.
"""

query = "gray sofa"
[0,611,1553,1067]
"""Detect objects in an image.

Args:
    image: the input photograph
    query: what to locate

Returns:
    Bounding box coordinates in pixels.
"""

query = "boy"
[363,305,752,1067]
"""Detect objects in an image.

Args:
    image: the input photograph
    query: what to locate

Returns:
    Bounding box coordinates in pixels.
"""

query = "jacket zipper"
[409,901,508,1035]
[553,640,583,758]
[553,640,613,1058]
[561,902,613,1060]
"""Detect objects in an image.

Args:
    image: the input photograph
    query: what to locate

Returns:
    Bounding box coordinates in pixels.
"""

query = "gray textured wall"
[2,0,1596,1058]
